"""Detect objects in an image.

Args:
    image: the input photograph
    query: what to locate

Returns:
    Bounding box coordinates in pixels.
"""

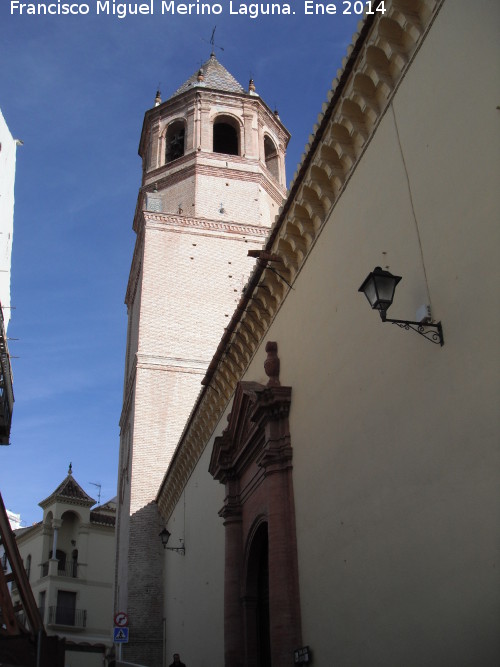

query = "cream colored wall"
[15,508,115,660]
[161,2,499,664]
[84,525,115,630]
[13,527,43,589]
[163,437,226,667]
[233,1,499,664]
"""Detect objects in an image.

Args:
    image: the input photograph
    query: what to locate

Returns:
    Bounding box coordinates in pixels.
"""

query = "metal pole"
[36,628,42,667]
[163,617,166,667]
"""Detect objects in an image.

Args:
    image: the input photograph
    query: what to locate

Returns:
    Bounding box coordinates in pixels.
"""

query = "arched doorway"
[245,523,271,667]
[210,342,302,667]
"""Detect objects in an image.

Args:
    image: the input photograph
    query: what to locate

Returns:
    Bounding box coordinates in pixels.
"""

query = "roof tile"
[171,54,245,98]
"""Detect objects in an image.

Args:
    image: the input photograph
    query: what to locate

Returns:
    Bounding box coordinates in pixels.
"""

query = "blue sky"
[0,1,360,525]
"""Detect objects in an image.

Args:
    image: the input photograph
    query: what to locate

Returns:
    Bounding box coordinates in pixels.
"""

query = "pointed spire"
[170,54,245,98]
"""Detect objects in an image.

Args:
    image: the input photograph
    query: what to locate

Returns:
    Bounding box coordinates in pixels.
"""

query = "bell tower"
[115,54,289,666]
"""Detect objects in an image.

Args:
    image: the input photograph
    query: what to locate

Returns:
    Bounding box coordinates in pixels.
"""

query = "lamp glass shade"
[359,267,402,312]
[159,528,171,546]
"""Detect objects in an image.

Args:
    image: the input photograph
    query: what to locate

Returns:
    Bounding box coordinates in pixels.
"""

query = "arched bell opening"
[213,115,240,156]
[165,120,186,163]
[264,135,279,182]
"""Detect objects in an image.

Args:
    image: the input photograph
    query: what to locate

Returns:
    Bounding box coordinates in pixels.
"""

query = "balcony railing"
[47,605,87,628]
[41,560,79,578]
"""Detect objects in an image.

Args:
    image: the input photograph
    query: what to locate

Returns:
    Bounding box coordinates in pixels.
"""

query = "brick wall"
[116,76,288,666]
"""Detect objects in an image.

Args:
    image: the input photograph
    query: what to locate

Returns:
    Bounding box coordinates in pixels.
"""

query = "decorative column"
[259,406,301,666]
[220,475,244,667]
[48,519,62,576]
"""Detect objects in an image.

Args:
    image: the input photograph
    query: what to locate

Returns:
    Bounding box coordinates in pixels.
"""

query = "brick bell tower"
[115,54,289,666]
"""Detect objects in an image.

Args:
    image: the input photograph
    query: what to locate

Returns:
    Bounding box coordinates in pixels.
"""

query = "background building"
[0,109,17,445]
[155,1,500,665]
[115,54,289,666]
[0,108,18,332]
[12,467,116,667]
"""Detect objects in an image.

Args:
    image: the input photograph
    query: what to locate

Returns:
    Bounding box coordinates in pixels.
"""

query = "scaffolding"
[0,492,65,666]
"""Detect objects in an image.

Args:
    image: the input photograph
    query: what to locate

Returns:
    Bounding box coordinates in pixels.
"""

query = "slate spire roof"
[38,464,96,509]
[171,53,246,98]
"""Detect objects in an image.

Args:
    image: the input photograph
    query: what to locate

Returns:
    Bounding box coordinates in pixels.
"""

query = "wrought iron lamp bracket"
[165,544,185,555]
[381,313,444,346]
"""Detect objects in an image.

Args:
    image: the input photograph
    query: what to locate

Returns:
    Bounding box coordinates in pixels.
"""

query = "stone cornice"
[136,352,209,374]
[142,211,269,242]
[156,0,444,520]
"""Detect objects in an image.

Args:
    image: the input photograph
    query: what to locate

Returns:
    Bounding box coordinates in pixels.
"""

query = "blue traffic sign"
[113,627,129,643]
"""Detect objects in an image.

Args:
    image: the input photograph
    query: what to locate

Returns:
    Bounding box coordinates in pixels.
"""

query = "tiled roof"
[90,510,116,527]
[39,474,96,508]
[171,54,245,98]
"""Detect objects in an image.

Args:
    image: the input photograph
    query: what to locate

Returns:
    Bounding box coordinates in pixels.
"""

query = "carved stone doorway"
[210,343,302,667]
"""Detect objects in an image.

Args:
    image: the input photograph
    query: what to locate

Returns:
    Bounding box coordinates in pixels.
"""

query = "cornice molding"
[156,0,444,520]
[142,211,269,241]
[136,352,209,374]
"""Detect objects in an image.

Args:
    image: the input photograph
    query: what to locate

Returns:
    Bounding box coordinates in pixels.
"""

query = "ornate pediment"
[209,342,292,484]
[209,381,263,482]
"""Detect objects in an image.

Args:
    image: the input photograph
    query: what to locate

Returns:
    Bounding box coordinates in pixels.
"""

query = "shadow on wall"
[121,501,165,667]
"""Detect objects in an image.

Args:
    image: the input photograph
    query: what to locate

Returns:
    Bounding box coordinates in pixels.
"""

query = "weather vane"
[203,25,224,55]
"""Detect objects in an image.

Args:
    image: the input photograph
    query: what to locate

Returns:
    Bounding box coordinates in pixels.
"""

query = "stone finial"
[197,68,204,82]
[264,341,280,386]
[248,78,256,93]
[154,90,162,107]
[68,462,73,475]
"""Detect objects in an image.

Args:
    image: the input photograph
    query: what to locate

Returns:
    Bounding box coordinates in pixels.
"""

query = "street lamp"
[358,267,444,346]
[159,528,185,555]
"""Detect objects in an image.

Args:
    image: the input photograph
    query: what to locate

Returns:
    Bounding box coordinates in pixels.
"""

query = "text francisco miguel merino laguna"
[10,0,387,18]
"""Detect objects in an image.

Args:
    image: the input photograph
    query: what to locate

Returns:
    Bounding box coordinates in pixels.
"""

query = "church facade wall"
[162,439,226,666]
[158,1,500,664]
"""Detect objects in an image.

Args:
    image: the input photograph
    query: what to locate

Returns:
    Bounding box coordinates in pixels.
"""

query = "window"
[25,554,31,581]
[56,590,76,625]
[213,117,239,156]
